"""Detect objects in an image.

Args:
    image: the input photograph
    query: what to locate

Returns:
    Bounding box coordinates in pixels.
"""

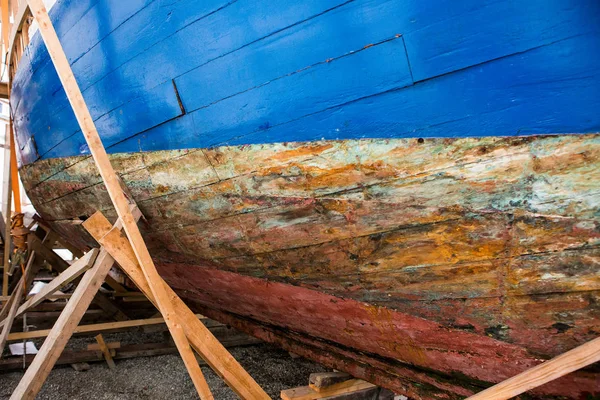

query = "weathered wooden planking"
[13,0,221,152]
[16,0,351,160]
[26,135,600,217]
[157,261,599,398]
[18,135,600,364]
[403,1,600,82]
[12,1,600,164]
[225,35,600,150]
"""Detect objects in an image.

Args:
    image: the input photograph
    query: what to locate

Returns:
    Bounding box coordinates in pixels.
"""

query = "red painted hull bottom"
[21,136,600,398]
[156,260,599,399]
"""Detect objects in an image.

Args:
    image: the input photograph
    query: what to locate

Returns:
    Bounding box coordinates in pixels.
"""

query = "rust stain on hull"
[19,134,600,398]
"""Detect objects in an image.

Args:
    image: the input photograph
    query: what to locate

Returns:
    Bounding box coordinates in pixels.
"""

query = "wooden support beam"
[1,334,261,371]
[7,316,178,341]
[0,82,7,99]
[8,212,139,400]
[0,249,99,330]
[28,234,129,321]
[33,215,84,258]
[94,334,116,369]
[103,275,128,294]
[1,124,12,297]
[1,292,145,302]
[26,1,211,397]
[281,380,376,400]
[466,336,600,400]
[1,1,22,217]
[1,0,10,54]
[8,120,21,214]
[10,250,117,399]
[0,251,34,357]
[0,294,71,302]
[83,211,269,400]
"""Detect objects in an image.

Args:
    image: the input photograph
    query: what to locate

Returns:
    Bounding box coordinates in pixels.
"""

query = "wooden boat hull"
[9,0,600,397]
[19,135,600,398]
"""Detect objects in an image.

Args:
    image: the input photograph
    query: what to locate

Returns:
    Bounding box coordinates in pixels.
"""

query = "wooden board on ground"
[281,379,376,400]
[0,323,261,371]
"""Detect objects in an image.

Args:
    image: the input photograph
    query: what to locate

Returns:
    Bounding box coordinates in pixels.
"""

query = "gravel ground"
[0,342,328,399]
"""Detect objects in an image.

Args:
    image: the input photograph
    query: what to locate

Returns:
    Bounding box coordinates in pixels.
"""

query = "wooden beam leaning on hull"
[8,212,141,400]
[466,336,600,400]
[26,0,214,397]
[83,211,270,400]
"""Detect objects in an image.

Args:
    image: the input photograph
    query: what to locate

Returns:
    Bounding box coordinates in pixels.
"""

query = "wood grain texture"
[466,336,600,400]
[10,1,600,165]
[17,134,600,397]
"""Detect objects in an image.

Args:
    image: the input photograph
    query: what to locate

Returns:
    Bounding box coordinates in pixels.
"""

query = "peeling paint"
[19,134,600,398]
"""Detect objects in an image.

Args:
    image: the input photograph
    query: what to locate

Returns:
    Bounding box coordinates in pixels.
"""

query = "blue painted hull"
[10,0,600,166]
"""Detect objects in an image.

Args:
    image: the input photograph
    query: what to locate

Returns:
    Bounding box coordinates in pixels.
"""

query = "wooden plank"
[0,251,35,357]
[0,333,261,371]
[33,216,85,258]
[0,249,99,330]
[7,210,140,400]
[9,249,117,399]
[8,120,21,214]
[8,317,176,341]
[94,334,116,369]
[1,0,21,216]
[466,336,600,400]
[1,124,12,297]
[1,0,10,51]
[103,275,128,294]
[281,380,376,400]
[83,211,270,400]
[1,292,144,302]
[309,372,352,391]
[0,294,71,302]
[0,82,7,99]
[28,234,129,321]
[26,1,212,397]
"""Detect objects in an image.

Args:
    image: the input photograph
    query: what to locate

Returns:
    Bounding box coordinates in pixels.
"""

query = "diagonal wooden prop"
[84,211,269,399]
[26,0,211,397]
[466,335,600,400]
[23,1,268,398]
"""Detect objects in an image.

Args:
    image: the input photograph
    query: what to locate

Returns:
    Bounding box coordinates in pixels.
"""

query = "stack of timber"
[3,0,600,398]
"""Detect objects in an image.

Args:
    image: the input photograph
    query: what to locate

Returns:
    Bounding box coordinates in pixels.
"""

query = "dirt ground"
[0,342,328,399]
